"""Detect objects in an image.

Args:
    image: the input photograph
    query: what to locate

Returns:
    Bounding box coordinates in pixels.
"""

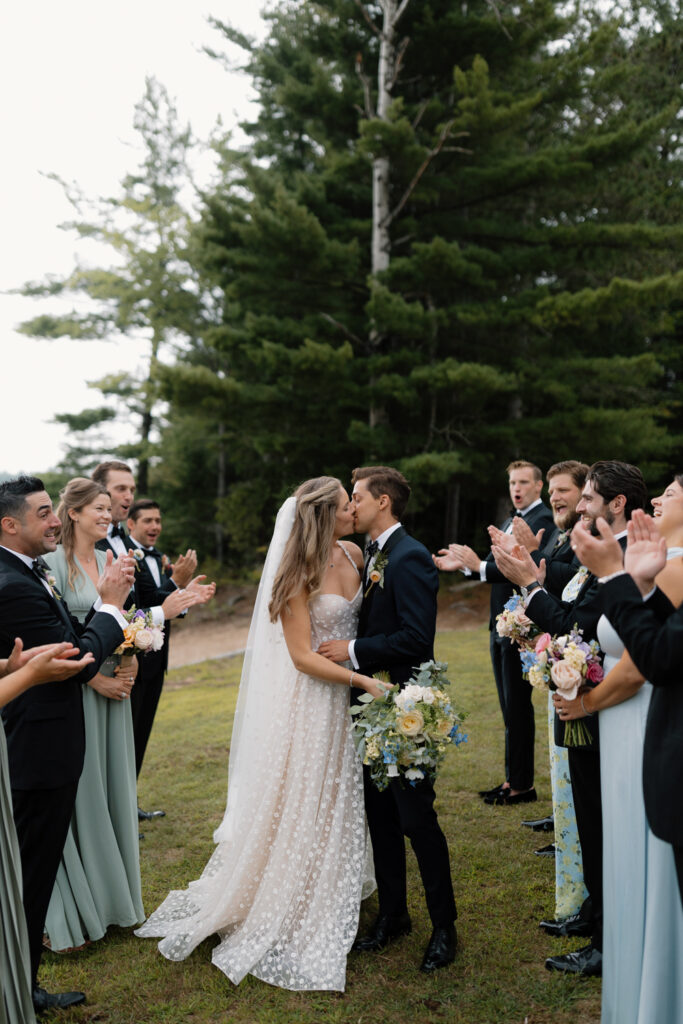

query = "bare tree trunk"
[215,421,225,565]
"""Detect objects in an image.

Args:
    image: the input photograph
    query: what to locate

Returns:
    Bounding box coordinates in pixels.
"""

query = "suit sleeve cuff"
[479,561,487,581]
[348,640,359,670]
[97,604,128,631]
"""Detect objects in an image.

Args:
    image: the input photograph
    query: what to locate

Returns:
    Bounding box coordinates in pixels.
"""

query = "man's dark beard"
[589,507,614,536]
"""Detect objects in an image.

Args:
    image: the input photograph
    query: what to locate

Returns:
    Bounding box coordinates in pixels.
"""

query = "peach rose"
[134,628,154,651]
[398,709,425,737]
[550,661,582,699]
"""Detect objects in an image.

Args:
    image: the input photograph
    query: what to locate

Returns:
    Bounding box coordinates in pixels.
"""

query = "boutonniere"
[46,574,62,601]
[132,549,145,572]
[365,550,389,597]
[161,554,171,573]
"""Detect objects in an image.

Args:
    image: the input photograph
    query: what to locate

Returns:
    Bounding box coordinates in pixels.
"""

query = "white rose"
[420,687,435,705]
[550,660,582,699]
[150,628,164,652]
[134,628,154,651]
[397,709,425,737]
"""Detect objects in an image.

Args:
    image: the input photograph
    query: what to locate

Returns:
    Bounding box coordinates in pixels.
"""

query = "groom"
[319,465,457,972]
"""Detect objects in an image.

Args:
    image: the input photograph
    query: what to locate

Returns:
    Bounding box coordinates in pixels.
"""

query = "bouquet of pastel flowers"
[495,592,542,649]
[115,607,165,656]
[350,660,468,792]
[520,627,604,746]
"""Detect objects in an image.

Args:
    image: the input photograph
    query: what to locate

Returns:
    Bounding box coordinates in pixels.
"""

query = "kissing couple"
[137,466,457,991]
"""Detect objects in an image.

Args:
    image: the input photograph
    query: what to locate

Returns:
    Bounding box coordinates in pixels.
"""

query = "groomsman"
[0,476,133,1011]
[492,460,648,976]
[570,508,683,908]
[436,461,554,805]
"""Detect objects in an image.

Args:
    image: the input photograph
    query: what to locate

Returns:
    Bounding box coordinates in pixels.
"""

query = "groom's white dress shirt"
[348,521,402,670]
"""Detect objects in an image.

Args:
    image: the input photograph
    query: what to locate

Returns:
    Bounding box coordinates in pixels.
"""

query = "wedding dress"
[137,499,374,991]
[599,547,683,1024]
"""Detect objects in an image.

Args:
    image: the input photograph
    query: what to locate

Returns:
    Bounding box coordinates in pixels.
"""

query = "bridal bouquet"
[520,628,604,746]
[350,661,468,792]
[495,593,542,649]
[115,607,165,656]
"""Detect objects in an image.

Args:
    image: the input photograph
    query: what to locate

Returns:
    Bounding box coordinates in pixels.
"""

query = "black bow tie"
[142,546,161,559]
[365,540,379,559]
[32,556,50,579]
[111,524,126,540]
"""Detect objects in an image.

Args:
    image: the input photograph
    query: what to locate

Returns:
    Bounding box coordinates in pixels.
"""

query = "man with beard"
[492,461,648,976]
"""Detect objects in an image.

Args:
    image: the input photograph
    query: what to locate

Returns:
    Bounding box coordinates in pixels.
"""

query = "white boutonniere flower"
[132,549,145,571]
[365,550,389,597]
[46,574,62,601]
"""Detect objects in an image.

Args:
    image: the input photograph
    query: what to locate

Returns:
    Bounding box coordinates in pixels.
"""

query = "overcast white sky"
[0,1,268,474]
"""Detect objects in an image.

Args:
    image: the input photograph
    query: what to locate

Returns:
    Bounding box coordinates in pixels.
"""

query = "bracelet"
[580,694,595,716]
[349,671,356,688]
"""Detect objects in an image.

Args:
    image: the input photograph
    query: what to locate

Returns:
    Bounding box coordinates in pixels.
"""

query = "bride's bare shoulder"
[339,540,363,571]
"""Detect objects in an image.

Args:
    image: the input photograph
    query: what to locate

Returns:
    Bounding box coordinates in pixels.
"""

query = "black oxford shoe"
[352,911,412,952]
[420,924,457,972]
[545,944,602,976]
[478,781,508,799]
[33,987,86,1012]
[484,787,537,806]
[534,843,556,857]
[540,911,593,938]
[521,815,554,832]
[138,806,165,821]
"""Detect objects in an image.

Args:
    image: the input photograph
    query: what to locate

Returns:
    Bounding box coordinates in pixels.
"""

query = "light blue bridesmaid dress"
[599,546,683,1024]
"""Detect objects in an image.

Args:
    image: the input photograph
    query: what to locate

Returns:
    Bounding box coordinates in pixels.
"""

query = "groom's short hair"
[352,466,411,519]
[91,460,133,489]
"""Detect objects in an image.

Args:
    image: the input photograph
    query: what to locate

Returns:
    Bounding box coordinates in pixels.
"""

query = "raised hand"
[171,549,198,588]
[490,543,541,587]
[447,543,481,572]
[570,518,623,579]
[511,516,545,553]
[161,588,200,620]
[487,525,516,553]
[433,548,465,572]
[97,550,136,608]
[624,509,667,595]
[185,575,217,605]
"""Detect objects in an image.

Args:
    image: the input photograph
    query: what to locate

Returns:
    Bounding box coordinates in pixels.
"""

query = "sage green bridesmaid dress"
[0,719,36,1023]
[43,548,144,950]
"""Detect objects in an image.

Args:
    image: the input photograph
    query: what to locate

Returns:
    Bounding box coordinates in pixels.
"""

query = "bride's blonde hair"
[268,476,343,622]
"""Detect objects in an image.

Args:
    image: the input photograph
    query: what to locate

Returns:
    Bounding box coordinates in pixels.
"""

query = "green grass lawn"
[39,627,600,1023]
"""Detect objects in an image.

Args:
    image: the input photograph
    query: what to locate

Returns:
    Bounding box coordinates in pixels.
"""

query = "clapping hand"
[570,518,624,578]
[2,638,94,680]
[511,516,545,553]
[491,543,545,588]
[185,575,217,605]
[487,524,516,554]
[433,547,465,572]
[97,550,136,607]
[170,549,198,588]
[624,509,667,595]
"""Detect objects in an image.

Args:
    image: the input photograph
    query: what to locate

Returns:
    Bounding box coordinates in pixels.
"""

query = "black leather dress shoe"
[420,924,457,972]
[33,987,86,1012]
[484,787,537,806]
[138,806,165,821]
[521,815,554,832]
[478,781,508,799]
[534,843,556,857]
[545,944,602,976]
[352,912,412,952]
[540,911,593,937]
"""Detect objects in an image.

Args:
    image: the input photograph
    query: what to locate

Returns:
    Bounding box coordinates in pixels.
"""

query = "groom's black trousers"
[364,768,456,926]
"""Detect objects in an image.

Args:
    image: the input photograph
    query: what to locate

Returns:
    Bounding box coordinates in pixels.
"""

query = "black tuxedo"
[0,546,123,985]
[601,575,683,904]
[97,534,176,775]
[484,501,555,790]
[355,527,456,928]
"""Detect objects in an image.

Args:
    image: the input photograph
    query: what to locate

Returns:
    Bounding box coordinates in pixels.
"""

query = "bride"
[137,476,385,991]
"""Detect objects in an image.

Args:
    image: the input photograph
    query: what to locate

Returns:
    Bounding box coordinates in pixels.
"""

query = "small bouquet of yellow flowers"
[350,661,468,792]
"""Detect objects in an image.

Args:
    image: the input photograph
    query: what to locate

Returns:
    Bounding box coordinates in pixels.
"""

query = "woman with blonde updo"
[138,476,386,992]
[43,478,144,951]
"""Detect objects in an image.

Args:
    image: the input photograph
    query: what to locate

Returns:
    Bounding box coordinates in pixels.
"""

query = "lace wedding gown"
[138,536,374,992]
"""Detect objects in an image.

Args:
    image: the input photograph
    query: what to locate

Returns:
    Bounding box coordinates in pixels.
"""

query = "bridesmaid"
[43,478,144,951]
[0,641,95,1023]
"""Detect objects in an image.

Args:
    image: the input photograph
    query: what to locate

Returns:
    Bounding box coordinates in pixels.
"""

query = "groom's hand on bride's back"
[318,640,350,663]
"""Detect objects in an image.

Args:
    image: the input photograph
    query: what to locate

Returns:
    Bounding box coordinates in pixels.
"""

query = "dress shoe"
[478,781,508,799]
[521,815,554,832]
[540,911,593,938]
[33,987,86,1011]
[352,912,412,952]
[139,832,145,841]
[420,924,457,972]
[484,787,537,806]
[138,806,165,821]
[534,843,556,857]
[545,944,602,976]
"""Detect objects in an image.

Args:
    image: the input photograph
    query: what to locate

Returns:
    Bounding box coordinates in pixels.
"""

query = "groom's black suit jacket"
[355,527,438,685]
[601,576,683,847]
[0,546,123,790]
